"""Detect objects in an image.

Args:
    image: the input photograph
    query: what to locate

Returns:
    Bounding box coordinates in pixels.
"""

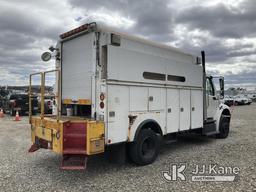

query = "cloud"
[0,0,255,89]
[175,1,256,38]
[69,0,174,42]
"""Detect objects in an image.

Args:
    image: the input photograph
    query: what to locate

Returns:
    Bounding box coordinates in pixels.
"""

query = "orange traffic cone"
[0,109,4,118]
[14,111,21,121]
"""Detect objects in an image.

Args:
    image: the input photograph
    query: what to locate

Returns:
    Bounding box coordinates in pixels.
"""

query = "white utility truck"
[29,22,231,169]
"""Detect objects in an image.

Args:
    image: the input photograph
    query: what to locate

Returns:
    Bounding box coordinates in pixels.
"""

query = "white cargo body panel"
[107,39,202,87]
[107,85,129,143]
[148,88,165,111]
[61,33,94,101]
[191,90,203,129]
[166,89,180,133]
[179,89,191,131]
[102,31,204,143]
[129,86,148,112]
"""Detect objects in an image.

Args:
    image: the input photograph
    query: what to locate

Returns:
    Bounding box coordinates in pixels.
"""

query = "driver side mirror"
[219,77,224,99]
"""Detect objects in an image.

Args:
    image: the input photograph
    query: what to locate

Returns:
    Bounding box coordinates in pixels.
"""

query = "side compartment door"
[148,87,166,134]
[130,86,148,112]
[191,90,203,129]
[179,89,191,131]
[166,89,179,133]
[148,88,165,111]
[107,85,129,143]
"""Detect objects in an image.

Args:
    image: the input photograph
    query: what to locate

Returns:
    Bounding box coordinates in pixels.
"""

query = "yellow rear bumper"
[30,116,105,155]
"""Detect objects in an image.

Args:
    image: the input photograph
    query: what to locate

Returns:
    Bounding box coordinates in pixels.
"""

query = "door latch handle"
[149,96,153,101]
[180,107,184,112]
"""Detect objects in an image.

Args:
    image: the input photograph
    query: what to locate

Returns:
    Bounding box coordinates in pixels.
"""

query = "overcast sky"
[0,0,255,89]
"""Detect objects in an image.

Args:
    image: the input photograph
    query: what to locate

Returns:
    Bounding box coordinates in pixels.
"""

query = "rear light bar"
[60,22,97,39]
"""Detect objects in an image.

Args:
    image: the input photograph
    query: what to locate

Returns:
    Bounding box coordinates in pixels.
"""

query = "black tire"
[217,116,230,139]
[128,129,159,165]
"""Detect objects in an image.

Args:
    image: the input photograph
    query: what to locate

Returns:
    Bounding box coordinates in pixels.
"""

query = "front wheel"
[128,129,159,165]
[217,116,230,139]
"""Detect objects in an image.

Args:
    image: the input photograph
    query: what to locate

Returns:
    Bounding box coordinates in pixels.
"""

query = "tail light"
[99,93,105,109]
[100,93,105,101]
[100,102,104,109]
[47,101,51,106]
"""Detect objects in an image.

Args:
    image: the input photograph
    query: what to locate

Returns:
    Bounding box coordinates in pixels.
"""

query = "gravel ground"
[0,103,255,192]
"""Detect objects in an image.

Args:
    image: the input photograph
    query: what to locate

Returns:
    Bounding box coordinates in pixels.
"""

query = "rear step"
[61,122,88,170]
[60,154,87,170]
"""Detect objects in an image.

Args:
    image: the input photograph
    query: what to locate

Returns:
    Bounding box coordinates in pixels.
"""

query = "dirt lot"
[0,103,256,192]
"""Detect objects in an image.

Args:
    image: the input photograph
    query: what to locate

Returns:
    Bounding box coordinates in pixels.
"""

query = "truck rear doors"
[61,33,94,105]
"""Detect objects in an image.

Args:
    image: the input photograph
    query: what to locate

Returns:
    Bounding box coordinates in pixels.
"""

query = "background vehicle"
[223,95,234,106]
[9,93,38,115]
[248,97,252,104]
[248,94,256,102]
[38,95,54,114]
[234,95,251,105]
[0,88,9,113]
[28,22,231,170]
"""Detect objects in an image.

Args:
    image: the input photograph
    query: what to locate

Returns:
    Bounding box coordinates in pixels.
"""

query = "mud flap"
[28,138,49,152]
[105,142,127,164]
[28,143,40,153]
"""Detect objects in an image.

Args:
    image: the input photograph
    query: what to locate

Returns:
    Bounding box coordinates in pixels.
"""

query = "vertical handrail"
[29,75,32,124]
[41,73,45,120]
[29,72,43,123]
[29,70,60,123]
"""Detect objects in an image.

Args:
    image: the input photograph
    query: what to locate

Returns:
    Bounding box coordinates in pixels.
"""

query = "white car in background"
[247,94,256,102]
[234,95,252,105]
[223,95,234,106]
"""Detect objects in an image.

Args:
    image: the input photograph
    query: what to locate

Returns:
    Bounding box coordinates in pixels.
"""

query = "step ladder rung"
[60,154,87,170]
[63,149,87,155]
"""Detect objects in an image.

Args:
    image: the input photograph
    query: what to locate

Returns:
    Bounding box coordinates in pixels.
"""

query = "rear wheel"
[128,129,159,165]
[217,116,230,139]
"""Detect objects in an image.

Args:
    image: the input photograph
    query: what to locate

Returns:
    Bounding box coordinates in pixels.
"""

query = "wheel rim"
[141,136,156,158]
